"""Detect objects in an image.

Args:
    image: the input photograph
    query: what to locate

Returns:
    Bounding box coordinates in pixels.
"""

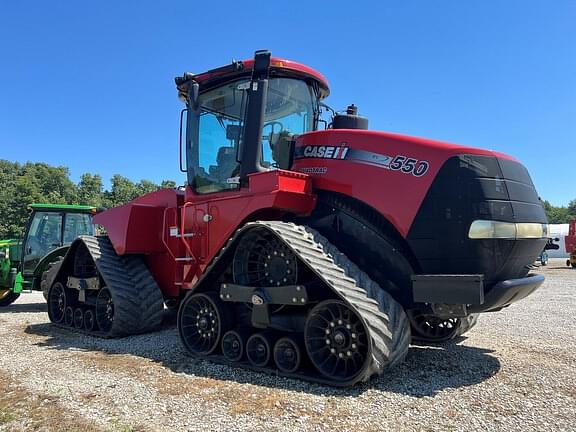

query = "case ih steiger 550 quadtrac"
[44,51,548,386]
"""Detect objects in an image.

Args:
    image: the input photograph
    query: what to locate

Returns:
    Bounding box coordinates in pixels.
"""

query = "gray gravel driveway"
[0,259,574,431]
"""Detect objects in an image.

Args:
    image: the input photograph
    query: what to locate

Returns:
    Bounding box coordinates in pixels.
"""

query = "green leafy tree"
[102,175,139,208]
[77,173,103,207]
[568,199,576,221]
[160,180,177,189]
[136,179,159,196]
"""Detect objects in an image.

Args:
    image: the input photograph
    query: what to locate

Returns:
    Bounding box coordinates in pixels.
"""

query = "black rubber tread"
[0,291,20,307]
[123,255,165,333]
[41,257,64,301]
[182,221,411,385]
[50,236,163,338]
[282,223,411,373]
[301,192,419,304]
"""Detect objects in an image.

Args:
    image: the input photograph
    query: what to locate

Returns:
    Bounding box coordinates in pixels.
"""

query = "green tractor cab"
[0,204,96,306]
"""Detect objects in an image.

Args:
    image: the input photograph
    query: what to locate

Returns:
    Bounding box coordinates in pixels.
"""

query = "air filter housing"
[332,104,368,130]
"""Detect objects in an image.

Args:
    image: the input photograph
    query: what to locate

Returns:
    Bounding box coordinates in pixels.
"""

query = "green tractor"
[0,204,96,306]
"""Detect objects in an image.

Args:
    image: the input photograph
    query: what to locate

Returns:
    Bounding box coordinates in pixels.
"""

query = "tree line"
[0,159,575,239]
[543,200,576,225]
[0,160,177,239]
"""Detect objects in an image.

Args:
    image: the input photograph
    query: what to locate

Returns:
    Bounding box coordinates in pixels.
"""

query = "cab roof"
[29,203,96,213]
[176,56,330,100]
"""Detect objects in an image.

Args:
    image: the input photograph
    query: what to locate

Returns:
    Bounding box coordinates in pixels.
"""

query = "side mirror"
[0,251,6,260]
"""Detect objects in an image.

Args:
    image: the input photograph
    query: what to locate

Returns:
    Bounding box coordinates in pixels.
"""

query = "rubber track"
[185,221,411,386]
[50,236,163,338]
[41,257,63,301]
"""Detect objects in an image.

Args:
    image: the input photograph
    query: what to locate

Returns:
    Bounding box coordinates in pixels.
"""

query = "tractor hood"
[292,129,545,238]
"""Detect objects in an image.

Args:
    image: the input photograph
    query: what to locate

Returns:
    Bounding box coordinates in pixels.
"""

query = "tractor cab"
[0,204,96,306]
[176,51,329,195]
[21,204,95,281]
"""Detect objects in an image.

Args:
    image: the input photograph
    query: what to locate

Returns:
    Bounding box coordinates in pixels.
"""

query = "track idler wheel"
[95,287,114,333]
[84,309,96,332]
[304,300,370,382]
[64,306,74,327]
[179,292,231,355]
[222,330,248,362]
[47,282,67,323]
[273,337,302,373]
[246,333,274,367]
[73,308,84,329]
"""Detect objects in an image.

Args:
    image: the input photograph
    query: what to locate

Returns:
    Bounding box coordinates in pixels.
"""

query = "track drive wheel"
[179,292,231,355]
[233,229,298,287]
[305,300,370,382]
[0,289,20,307]
[407,310,479,343]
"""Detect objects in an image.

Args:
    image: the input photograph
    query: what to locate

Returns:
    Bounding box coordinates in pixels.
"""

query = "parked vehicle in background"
[0,204,96,306]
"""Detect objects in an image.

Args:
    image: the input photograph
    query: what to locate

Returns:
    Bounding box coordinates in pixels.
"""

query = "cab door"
[22,211,63,279]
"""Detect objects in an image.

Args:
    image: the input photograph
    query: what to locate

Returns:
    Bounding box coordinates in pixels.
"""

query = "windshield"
[262,78,316,169]
[189,78,317,194]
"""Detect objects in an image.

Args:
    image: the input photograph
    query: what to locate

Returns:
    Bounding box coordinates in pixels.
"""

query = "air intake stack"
[332,104,369,130]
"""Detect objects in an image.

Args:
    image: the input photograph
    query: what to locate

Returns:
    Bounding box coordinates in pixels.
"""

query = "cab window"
[25,212,62,258]
[193,80,248,194]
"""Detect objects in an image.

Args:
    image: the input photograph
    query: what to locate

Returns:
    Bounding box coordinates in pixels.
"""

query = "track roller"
[73,308,84,329]
[64,306,74,327]
[273,337,302,373]
[178,292,230,355]
[84,309,96,332]
[222,330,249,362]
[95,287,114,333]
[246,333,274,367]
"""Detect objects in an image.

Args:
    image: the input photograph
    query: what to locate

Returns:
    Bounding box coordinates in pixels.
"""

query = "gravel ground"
[0,259,574,431]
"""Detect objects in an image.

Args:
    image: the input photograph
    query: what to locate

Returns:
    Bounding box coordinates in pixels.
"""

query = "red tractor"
[45,51,548,386]
[566,219,576,268]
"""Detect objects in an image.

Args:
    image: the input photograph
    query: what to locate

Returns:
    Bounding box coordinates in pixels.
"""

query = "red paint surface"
[96,171,315,297]
[192,57,329,97]
[566,220,576,253]
[293,129,517,237]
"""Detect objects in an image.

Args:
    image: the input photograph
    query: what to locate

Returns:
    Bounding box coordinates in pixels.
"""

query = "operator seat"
[209,146,238,183]
[270,131,294,170]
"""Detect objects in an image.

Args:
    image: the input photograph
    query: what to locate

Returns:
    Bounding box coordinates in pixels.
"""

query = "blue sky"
[1,1,574,206]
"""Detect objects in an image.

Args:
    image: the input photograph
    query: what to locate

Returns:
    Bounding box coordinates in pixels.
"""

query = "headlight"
[468,220,549,239]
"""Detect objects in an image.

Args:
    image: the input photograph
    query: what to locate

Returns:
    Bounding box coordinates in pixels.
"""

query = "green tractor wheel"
[0,288,20,307]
